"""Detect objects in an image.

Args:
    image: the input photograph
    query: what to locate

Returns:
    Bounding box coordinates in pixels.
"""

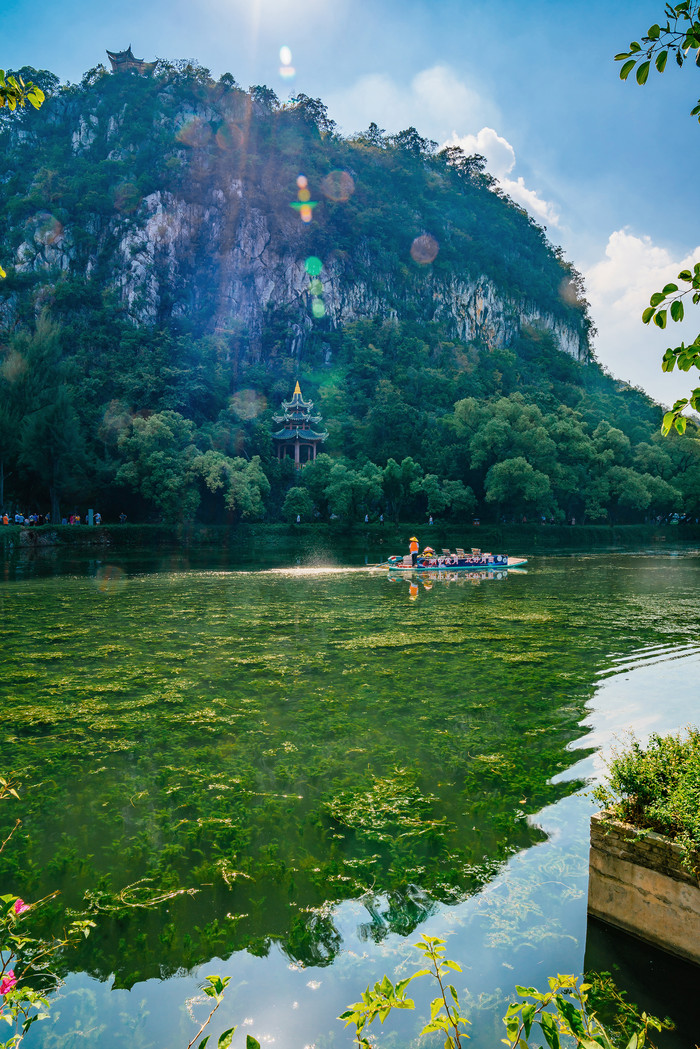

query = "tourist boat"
[383,547,527,571]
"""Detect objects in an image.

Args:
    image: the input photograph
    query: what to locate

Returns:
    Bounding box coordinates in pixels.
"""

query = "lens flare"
[30,212,63,246]
[1,350,26,383]
[95,565,126,595]
[559,277,579,306]
[279,66,296,79]
[296,175,308,189]
[311,298,326,318]
[280,45,292,66]
[112,183,141,214]
[215,121,244,151]
[309,278,323,296]
[410,234,439,264]
[298,188,311,202]
[305,256,322,276]
[176,117,213,148]
[231,389,267,421]
[291,201,317,221]
[320,170,355,202]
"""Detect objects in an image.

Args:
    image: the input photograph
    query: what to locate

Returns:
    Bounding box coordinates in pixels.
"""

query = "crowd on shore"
[0,511,124,526]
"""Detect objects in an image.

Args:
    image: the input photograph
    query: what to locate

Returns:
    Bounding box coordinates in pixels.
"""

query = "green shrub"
[594,728,700,867]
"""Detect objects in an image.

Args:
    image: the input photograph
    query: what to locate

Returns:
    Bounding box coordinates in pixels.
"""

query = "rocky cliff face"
[1,67,591,364]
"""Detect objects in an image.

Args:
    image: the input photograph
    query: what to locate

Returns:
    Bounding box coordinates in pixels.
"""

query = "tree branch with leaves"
[615,3,700,433]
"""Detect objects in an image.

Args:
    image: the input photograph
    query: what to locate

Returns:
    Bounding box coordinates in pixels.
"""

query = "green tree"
[442,479,477,520]
[117,411,201,523]
[615,3,700,432]
[382,457,423,521]
[194,450,270,519]
[484,457,552,519]
[298,453,335,518]
[282,485,314,522]
[6,317,86,520]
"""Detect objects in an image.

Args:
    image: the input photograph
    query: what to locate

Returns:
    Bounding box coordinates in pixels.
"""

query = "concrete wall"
[588,812,700,964]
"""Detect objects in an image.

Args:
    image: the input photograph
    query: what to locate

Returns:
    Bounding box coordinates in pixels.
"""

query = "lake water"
[1,543,699,1048]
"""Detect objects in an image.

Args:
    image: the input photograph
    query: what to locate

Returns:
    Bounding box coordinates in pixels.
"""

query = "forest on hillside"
[0,61,697,525]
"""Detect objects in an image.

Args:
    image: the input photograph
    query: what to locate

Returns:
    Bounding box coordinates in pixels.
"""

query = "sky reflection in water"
[3,550,697,1049]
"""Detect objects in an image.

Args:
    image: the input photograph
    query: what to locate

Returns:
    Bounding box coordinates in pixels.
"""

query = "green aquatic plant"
[0,779,95,1048]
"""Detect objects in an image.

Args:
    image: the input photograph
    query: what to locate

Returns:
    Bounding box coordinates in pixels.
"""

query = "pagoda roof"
[271,428,328,442]
[106,46,156,74]
[273,411,322,424]
[281,381,314,411]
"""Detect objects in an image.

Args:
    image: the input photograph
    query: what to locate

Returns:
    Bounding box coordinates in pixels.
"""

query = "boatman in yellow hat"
[409,535,419,566]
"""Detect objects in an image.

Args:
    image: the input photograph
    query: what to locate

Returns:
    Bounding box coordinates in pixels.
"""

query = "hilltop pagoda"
[272,382,328,467]
[106,47,156,75]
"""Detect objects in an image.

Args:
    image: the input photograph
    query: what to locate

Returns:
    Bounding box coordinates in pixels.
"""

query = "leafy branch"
[341,943,667,1049]
[185,974,235,1049]
[340,935,469,1049]
[502,974,662,1049]
[0,70,44,113]
[615,4,700,433]
[640,265,700,432]
[615,2,700,118]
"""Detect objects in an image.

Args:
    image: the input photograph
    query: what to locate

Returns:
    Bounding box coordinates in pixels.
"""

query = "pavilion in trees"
[272,382,328,467]
[106,47,157,75]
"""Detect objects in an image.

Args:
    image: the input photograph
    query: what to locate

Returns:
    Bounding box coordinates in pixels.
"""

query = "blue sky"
[3,0,699,406]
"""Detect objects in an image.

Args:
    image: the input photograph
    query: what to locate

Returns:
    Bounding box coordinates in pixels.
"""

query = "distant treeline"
[0,312,697,525]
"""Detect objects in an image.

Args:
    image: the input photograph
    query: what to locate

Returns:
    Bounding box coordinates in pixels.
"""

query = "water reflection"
[4,552,700,1048]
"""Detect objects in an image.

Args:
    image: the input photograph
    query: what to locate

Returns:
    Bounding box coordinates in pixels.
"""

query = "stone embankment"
[588,811,700,964]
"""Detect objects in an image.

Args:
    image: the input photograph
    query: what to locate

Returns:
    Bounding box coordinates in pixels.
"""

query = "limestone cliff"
[0,64,591,364]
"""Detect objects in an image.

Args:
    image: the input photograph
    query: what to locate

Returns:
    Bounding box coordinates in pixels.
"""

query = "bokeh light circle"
[279,46,292,66]
[311,299,326,318]
[410,234,439,264]
[305,256,322,276]
[95,565,127,595]
[215,121,244,151]
[176,117,213,148]
[320,170,355,203]
[296,175,308,189]
[29,212,63,246]
[112,183,142,214]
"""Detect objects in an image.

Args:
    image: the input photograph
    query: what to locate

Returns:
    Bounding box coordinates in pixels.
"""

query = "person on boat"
[409,536,419,566]
[422,546,435,556]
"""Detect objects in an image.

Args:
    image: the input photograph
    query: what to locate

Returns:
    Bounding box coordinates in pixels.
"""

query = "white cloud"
[585,229,700,406]
[499,176,560,227]
[444,126,560,227]
[326,65,499,142]
[444,127,515,179]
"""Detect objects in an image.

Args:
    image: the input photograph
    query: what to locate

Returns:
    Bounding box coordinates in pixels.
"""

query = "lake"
[1,541,699,1048]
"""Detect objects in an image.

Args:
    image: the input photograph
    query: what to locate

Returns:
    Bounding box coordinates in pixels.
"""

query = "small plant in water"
[340,935,469,1049]
[340,938,665,1049]
[501,974,663,1049]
